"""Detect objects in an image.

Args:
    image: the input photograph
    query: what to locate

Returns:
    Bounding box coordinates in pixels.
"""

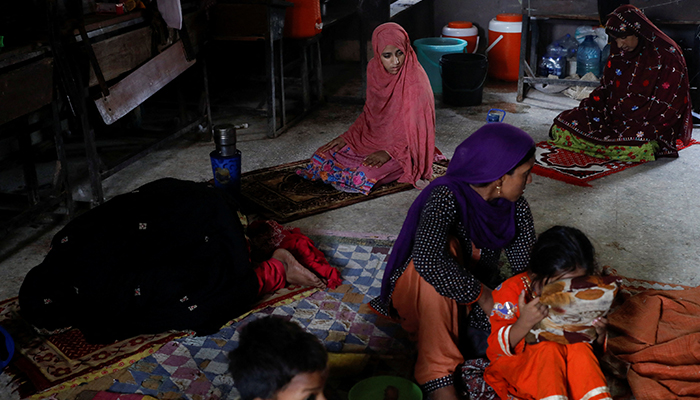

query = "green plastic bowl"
[348,376,423,400]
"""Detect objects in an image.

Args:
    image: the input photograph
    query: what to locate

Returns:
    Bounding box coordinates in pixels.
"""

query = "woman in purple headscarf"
[369,123,536,400]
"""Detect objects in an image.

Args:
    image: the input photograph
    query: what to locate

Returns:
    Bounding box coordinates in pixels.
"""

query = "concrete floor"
[1,79,699,304]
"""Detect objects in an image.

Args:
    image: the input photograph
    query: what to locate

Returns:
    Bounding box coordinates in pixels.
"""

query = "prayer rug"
[532,139,700,187]
[239,160,448,222]
[71,234,414,400]
[0,285,317,399]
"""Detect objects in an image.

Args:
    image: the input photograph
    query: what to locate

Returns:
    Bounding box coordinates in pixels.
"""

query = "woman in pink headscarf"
[297,22,435,195]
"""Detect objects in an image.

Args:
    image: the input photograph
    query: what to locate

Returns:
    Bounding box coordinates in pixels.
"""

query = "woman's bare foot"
[272,248,327,289]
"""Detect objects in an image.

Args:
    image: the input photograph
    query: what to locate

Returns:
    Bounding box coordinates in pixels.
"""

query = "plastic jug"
[538,41,567,78]
[576,35,601,77]
[487,14,522,82]
[284,0,323,38]
[442,21,479,53]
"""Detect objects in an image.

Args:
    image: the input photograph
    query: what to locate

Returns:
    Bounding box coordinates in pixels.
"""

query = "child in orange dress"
[484,226,613,400]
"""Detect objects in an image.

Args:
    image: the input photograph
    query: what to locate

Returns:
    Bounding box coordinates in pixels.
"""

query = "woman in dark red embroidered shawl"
[551,5,693,161]
[297,22,435,194]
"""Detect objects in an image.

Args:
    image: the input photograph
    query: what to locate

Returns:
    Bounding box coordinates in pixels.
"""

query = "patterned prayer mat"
[0,285,318,399]
[532,139,699,187]
[34,235,414,400]
[17,234,694,400]
[239,160,448,223]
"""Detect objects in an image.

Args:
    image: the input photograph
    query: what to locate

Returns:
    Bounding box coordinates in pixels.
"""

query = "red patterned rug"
[0,284,318,399]
[532,139,699,187]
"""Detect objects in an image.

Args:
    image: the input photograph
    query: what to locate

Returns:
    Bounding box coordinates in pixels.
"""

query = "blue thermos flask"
[210,124,242,194]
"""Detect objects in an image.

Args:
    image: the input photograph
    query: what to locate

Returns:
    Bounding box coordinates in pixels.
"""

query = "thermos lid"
[448,21,473,29]
[213,124,237,147]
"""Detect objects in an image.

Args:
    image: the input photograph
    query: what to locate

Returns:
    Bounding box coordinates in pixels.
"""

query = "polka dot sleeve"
[504,197,536,274]
[412,186,482,304]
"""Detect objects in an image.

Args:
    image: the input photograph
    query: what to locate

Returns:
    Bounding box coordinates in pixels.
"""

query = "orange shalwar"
[392,260,466,384]
[484,272,612,400]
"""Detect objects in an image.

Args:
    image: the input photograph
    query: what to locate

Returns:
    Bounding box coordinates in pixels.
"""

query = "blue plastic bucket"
[414,37,468,94]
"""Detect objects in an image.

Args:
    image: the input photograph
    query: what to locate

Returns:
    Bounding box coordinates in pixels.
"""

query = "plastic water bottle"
[559,33,579,58]
[538,40,567,78]
[576,35,601,77]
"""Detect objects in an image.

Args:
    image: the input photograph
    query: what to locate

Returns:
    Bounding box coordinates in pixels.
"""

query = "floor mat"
[22,237,692,400]
[67,235,414,400]
[0,298,187,399]
[532,139,699,187]
[0,285,318,399]
[239,160,448,222]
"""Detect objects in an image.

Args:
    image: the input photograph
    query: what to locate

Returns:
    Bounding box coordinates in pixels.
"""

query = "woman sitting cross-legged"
[370,123,537,400]
[551,4,693,162]
[296,22,435,195]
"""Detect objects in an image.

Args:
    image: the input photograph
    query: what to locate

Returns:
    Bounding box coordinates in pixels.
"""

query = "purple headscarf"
[380,123,534,301]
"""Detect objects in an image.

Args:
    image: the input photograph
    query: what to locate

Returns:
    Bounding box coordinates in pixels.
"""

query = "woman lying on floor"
[19,178,339,344]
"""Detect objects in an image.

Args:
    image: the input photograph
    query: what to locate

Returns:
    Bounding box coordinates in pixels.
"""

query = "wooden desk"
[0,45,74,237]
[211,0,294,138]
[56,7,210,206]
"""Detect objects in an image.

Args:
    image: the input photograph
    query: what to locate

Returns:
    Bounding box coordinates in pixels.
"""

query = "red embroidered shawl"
[554,5,692,158]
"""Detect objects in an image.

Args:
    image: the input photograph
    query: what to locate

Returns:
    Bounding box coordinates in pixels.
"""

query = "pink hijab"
[340,22,436,186]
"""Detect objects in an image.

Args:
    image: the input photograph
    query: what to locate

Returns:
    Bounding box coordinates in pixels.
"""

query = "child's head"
[529,226,598,288]
[228,316,328,400]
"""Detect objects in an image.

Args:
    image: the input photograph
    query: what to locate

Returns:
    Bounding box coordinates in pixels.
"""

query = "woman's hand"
[362,150,391,168]
[318,137,346,154]
[593,316,609,345]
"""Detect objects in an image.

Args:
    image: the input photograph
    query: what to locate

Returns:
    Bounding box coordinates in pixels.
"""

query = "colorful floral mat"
[0,284,318,399]
[95,235,413,400]
[239,160,448,223]
[14,235,411,400]
[6,234,694,400]
[532,139,699,187]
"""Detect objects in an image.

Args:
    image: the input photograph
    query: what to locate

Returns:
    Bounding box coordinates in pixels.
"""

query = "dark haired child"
[229,316,328,400]
[483,226,614,400]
